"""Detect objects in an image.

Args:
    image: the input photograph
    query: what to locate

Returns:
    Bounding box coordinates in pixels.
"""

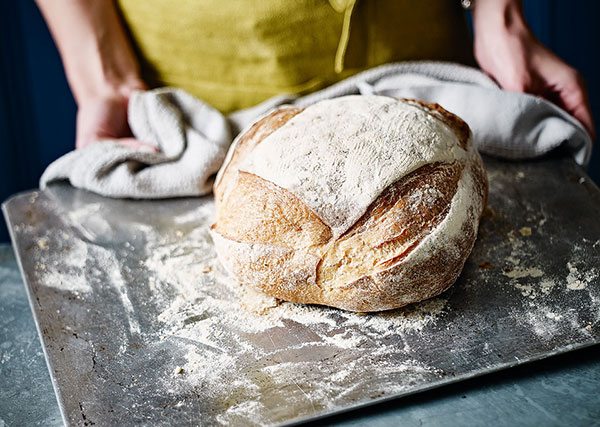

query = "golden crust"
[211,98,488,312]
[214,107,302,206]
[210,230,324,304]
[212,171,331,250]
[315,162,462,289]
[401,98,470,150]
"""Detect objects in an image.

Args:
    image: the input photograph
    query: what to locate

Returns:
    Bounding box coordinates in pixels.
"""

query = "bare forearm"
[472,0,529,57]
[472,0,526,30]
[36,0,143,105]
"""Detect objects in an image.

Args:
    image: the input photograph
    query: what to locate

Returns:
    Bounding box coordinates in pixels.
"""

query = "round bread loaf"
[211,95,487,312]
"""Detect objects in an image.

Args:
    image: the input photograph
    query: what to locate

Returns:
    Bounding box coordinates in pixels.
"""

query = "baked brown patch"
[214,107,303,205]
[213,171,331,251]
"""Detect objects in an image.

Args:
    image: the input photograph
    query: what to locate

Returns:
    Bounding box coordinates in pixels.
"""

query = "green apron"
[117,0,472,113]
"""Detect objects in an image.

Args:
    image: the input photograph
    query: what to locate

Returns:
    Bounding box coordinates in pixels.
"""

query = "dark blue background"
[1,1,599,242]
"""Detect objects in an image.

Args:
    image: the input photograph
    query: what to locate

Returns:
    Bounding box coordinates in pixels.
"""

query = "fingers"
[74,94,160,151]
[556,71,596,140]
[568,101,595,140]
[495,68,536,94]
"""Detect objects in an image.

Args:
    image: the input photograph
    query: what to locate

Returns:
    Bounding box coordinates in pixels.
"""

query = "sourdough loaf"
[211,95,487,312]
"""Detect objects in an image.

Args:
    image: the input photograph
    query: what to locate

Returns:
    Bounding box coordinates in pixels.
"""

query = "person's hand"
[76,84,158,151]
[473,0,595,139]
[77,93,127,148]
[75,92,157,151]
[36,0,158,150]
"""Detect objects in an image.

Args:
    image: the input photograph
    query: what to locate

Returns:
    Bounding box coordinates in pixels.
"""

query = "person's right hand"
[75,87,158,151]
[35,0,154,150]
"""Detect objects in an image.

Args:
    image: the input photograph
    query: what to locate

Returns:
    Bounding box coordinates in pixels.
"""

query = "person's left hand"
[474,15,595,139]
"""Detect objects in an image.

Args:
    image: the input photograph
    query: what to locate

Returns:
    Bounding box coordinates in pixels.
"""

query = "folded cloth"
[41,61,593,199]
[41,88,231,198]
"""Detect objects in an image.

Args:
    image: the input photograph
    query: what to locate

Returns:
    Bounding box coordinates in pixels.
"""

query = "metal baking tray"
[3,156,600,426]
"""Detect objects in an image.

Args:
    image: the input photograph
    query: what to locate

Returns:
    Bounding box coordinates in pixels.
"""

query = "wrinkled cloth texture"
[41,61,593,199]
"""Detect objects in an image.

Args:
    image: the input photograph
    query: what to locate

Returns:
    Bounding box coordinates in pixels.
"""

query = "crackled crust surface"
[211,97,487,312]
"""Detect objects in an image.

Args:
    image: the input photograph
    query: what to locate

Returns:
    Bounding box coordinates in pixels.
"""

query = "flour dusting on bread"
[212,95,487,312]
[241,96,468,237]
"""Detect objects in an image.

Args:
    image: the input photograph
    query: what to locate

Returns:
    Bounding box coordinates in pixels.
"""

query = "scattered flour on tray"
[503,267,544,279]
[139,205,448,424]
[26,185,599,425]
[566,261,597,290]
[35,237,91,294]
[499,229,597,299]
[135,191,600,424]
[144,212,448,338]
[501,233,551,300]
[495,211,599,342]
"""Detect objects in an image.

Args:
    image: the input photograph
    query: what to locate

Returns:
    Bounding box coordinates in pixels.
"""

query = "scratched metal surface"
[0,244,63,426]
[3,156,600,426]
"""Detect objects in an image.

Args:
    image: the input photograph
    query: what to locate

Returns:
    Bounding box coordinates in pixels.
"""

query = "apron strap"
[329,0,358,73]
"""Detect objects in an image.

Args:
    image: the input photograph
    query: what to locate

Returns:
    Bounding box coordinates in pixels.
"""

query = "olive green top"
[117,0,472,113]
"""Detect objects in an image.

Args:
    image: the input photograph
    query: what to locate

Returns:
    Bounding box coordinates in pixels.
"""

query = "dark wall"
[1,0,599,242]
[523,0,600,179]
[1,1,76,242]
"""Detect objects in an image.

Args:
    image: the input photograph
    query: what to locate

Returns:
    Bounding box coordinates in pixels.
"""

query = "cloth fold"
[41,61,593,199]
